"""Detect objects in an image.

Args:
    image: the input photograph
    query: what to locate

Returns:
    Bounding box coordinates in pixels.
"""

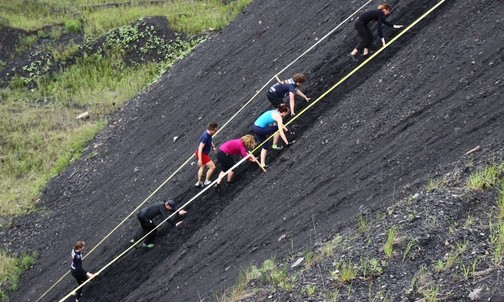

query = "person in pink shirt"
[215,134,256,187]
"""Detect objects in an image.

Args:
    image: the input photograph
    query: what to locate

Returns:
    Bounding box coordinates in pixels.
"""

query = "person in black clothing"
[131,199,187,248]
[350,3,403,61]
[70,240,95,302]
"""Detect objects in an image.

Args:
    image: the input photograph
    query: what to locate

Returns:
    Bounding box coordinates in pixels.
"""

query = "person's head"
[74,240,85,251]
[207,122,218,135]
[292,73,307,86]
[378,3,392,16]
[277,104,290,117]
[240,134,256,149]
[164,199,177,211]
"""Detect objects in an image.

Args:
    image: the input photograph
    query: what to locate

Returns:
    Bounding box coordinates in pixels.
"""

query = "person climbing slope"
[195,122,218,187]
[350,3,403,61]
[252,104,291,168]
[267,73,310,116]
[214,134,256,189]
[70,240,95,302]
[130,199,187,248]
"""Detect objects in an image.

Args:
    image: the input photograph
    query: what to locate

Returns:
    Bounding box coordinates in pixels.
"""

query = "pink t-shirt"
[219,139,247,157]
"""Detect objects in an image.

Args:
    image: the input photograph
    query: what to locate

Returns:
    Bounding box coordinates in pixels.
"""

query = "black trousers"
[71,270,88,299]
[138,214,157,245]
[354,20,373,52]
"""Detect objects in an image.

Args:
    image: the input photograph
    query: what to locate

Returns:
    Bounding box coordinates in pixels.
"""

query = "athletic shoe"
[272,144,283,150]
[349,53,359,62]
[129,239,135,244]
[203,180,212,186]
[142,243,155,248]
[195,181,203,187]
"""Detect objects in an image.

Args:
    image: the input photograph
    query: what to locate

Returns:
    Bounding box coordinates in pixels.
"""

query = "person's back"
[254,110,276,128]
[139,201,168,221]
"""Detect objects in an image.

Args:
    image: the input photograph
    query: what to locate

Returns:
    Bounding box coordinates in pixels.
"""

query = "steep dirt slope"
[6,0,503,301]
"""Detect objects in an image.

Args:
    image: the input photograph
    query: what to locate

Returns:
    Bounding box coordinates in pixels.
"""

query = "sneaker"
[203,180,212,186]
[349,53,359,62]
[272,144,283,150]
[142,243,155,248]
[195,181,203,187]
[129,238,135,244]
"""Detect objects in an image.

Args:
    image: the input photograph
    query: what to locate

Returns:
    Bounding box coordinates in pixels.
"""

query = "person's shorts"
[194,150,212,165]
[267,92,285,108]
[252,125,277,149]
[217,150,235,172]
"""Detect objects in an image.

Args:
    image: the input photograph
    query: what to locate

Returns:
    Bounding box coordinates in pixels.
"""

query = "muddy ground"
[4,0,503,301]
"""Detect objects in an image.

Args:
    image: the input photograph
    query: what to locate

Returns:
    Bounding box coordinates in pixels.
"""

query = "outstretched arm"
[273,113,289,145]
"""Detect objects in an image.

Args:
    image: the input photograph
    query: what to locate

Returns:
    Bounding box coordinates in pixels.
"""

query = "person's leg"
[260,148,267,167]
[363,27,373,55]
[140,219,156,245]
[272,131,280,146]
[205,160,216,182]
[197,166,205,183]
[354,22,368,55]
[227,170,235,183]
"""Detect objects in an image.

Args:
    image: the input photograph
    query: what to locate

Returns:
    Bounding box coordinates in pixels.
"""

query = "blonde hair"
[241,134,255,149]
[378,3,392,11]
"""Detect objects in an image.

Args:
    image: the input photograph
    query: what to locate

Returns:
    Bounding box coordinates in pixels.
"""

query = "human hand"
[176,221,184,227]
[179,209,187,215]
[305,97,311,102]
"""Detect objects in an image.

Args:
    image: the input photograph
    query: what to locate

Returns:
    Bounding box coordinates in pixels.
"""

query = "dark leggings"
[354,20,373,53]
[71,270,88,299]
[138,214,157,245]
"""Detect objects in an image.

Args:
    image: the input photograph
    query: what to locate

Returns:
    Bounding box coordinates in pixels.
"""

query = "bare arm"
[273,113,289,145]
[295,90,310,102]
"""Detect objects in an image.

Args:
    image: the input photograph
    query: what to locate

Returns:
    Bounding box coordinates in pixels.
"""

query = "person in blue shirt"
[252,104,291,168]
[267,73,310,116]
[350,3,403,61]
[195,122,218,187]
[70,241,95,302]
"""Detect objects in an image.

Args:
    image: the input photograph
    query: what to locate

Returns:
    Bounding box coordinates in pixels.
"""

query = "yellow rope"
[57,0,446,299]
[37,3,373,301]
[57,1,446,299]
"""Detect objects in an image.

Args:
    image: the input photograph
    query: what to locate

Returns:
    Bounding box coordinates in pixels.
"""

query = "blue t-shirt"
[198,131,213,155]
[254,110,276,128]
[267,78,297,98]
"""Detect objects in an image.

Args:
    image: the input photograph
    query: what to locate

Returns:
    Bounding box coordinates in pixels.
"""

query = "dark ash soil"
[3,0,504,301]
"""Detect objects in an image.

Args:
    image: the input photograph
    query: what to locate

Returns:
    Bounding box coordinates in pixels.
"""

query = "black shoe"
[350,53,359,62]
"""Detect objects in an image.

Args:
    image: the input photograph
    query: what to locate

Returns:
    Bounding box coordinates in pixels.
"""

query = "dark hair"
[277,104,289,113]
[165,199,177,210]
[292,73,306,84]
[208,122,218,131]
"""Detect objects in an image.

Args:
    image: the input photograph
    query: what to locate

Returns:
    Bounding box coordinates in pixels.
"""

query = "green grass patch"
[0,250,37,300]
[2,0,252,37]
[1,0,237,218]
[467,164,504,190]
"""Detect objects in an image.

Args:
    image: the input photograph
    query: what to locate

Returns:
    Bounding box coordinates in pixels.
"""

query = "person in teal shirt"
[252,104,291,167]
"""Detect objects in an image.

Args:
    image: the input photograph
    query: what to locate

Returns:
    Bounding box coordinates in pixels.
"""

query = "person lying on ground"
[215,134,256,188]
[195,122,218,187]
[131,199,187,248]
[70,240,95,302]
[350,3,403,61]
[267,73,310,116]
[252,104,291,168]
